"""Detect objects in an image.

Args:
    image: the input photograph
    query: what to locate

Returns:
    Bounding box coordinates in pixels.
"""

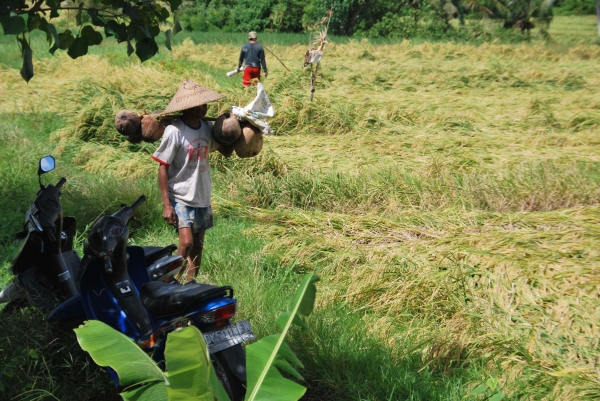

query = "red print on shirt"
[187,145,208,161]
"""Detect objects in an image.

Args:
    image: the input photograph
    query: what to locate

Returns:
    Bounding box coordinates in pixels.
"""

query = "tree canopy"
[0,0,182,82]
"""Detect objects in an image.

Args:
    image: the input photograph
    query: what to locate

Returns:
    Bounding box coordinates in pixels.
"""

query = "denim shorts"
[171,201,214,233]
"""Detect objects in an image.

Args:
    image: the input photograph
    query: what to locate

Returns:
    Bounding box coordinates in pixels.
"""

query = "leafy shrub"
[366,6,451,39]
[178,0,547,41]
[180,3,232,32]
[225,0,277,32]
[269,0,305,32]
[303,0,406,35]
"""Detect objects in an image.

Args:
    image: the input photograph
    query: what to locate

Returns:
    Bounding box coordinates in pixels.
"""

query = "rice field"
[0,15,599,400]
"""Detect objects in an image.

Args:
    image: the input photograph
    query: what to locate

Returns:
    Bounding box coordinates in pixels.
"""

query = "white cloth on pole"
[309,50,323,64]
[226,67,243,77]
[231,83,275,134]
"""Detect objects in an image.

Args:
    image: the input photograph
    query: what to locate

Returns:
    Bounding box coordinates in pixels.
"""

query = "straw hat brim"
[162,80,225,115]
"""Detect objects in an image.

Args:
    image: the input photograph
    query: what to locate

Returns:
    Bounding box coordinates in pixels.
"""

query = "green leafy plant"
[465,377,505,401]
[75,320,230,400]
[74,273,319,400]
[244,273,319,400]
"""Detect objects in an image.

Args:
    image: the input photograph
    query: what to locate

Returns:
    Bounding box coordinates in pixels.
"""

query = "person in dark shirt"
[238,31,268,87]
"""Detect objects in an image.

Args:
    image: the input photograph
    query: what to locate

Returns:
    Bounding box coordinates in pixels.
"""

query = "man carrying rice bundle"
[238,31,268,87]
[152,81,234,283]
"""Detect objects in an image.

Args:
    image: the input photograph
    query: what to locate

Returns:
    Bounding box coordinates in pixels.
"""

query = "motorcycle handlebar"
[56,177,66,189]
[130,195,146,211]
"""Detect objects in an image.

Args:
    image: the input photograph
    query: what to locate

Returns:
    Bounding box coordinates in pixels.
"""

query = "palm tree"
[507,0,554,27]
[460,0,554,31]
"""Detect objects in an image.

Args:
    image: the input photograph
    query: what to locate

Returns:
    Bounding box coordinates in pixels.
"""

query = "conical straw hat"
[162,80,225,115]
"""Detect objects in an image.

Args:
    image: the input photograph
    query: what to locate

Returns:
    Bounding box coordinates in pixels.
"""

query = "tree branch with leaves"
[0,0,183,82]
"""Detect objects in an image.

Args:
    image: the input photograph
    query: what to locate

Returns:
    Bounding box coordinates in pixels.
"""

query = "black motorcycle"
[0,156,80,313]
[0,156,184,315]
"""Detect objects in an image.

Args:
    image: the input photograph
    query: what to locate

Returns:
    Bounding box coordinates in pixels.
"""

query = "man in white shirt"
[152,80,234,282]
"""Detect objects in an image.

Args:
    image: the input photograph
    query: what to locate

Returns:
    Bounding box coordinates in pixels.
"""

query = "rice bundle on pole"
[233,123,263,158]
[115,109,176,143]
[304,11,332,102]
[212,112,242,146]
[115,110,142,143]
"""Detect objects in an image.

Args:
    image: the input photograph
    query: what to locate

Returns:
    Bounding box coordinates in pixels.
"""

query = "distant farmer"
[238,31,268,87]
[152,80,234,283]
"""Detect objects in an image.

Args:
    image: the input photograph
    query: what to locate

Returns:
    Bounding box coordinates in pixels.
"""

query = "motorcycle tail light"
[197,303,238,323]
[138,335,156,349]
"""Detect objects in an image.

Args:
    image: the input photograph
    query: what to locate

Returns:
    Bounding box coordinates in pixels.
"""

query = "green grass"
[546,15,600,45]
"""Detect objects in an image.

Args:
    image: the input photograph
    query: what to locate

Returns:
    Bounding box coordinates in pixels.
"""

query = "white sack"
[226,67,243,77]
[231,82,275,134]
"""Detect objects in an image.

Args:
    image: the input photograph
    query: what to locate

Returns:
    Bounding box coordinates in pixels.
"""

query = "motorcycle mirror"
[38,156,55,175]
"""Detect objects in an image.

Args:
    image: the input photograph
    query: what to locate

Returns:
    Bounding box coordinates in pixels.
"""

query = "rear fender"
[216,344,247,382]
[149,296,237,332]
[143,244,177,266]
[188,296,237,320]
[147,254,183,282]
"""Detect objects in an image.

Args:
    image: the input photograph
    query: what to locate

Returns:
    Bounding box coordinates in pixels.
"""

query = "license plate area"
[203,320,255,354]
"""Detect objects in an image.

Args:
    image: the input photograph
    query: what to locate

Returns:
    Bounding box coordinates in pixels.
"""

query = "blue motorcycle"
[52,194,254,401]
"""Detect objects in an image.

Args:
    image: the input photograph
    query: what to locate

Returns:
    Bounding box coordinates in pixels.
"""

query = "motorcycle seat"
[140,281,230,318]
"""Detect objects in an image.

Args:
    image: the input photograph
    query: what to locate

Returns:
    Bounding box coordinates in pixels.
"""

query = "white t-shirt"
[152,118,219,207]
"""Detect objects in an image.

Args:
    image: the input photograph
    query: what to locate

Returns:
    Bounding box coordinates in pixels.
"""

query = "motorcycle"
[65,194,254,401]
[1,156,254,399]
[0,156,80,313]
[0,156,185,316]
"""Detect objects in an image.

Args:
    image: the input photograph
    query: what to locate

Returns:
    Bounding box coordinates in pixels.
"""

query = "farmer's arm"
[260,46,268,76]
[158,164,176,225]
[153,127,178,226]
[238,46,245,69]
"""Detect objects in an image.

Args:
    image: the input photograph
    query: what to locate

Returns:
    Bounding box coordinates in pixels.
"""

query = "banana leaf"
[74,320,167,401]
[74,320,229,401]
[245,273,319,401]
[165,324,230,401]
